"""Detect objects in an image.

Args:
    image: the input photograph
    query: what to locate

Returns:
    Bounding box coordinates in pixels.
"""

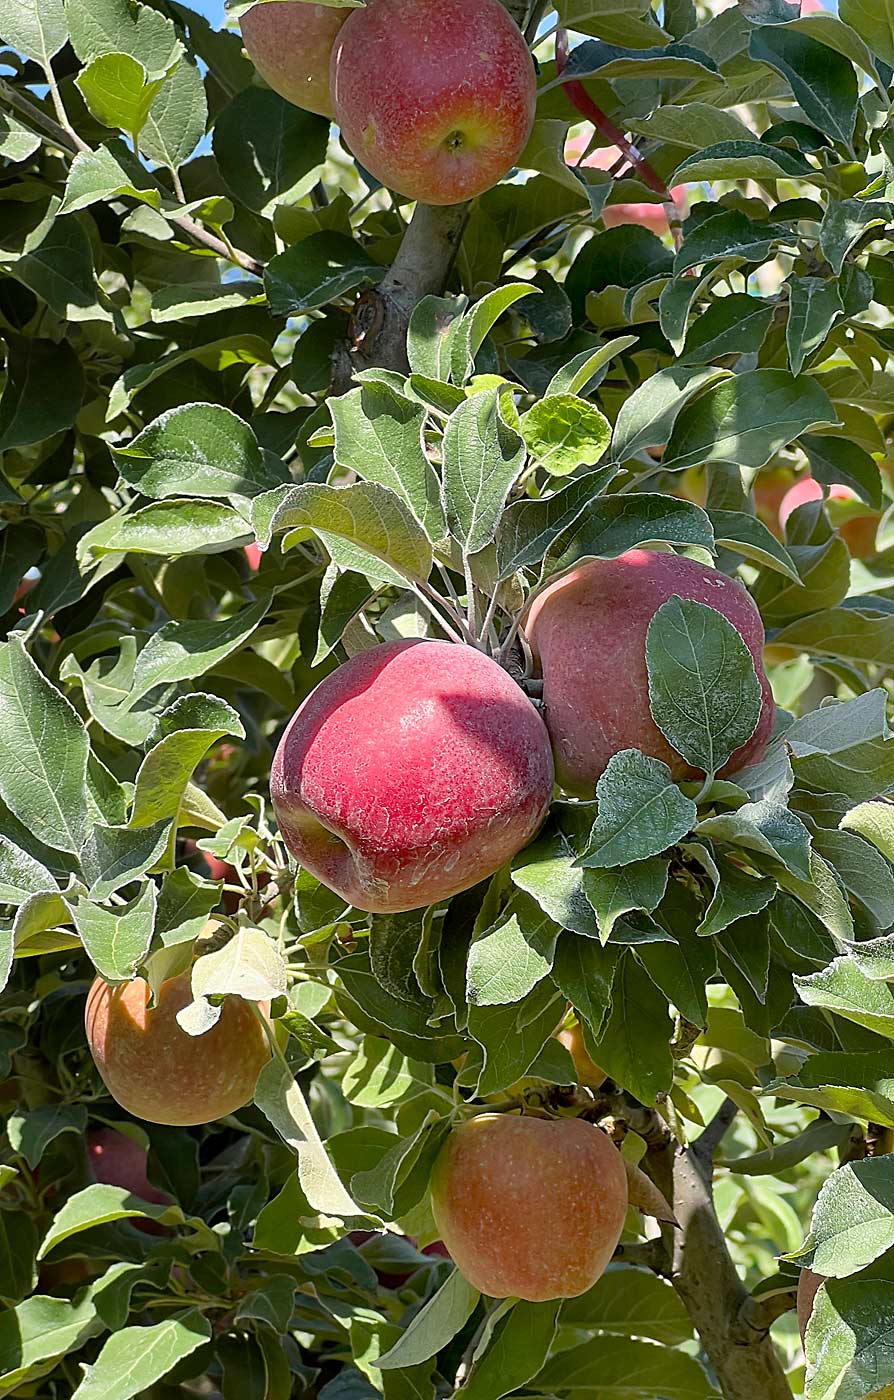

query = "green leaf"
[588,954,673,1106]
[0,110,41,163]
[495,468,616,580]
[407,294,466,380]
[546,335,638,398]
[329,383,446,543]
[0,0,67,63]
[0,1294,98,1393]
[0,836,56,907]
[698,800,812,884]
[578,751,697,869]
[342,1037,426,1107]
[539,1336,714,1396]
[840,0,894,67]
[68,881,156,982]
[674,211,792,277]
[786,276,843,375]
[611,365,732,462]
[561,1267,693,1345]
[520,394,610,476]
[262,480,432,586]
[467,896,558,1007]
[556,495,715,570]
[71,1310,212,1400]
[551,931,618,1037]
[561,38,719,81]
[59,142,161,215]
[376,1270,480,1370]
[646,597,763,777]
[66,0,181,72]
[12,207,107,323]
[511,821,601,940]
[628,103,756,151]
[469,980,565,1097]
[710,510,800,581]
[0,641,89,855]
[679,293,775,366]
[442,389,526,555]
[213,87,328,212]
[140,57,207,168]
[801,433,883,510]
[820,197,892,276]
[769,1050,894,1130]
[80,500,252,559]
[7,1104,87,1171]
[113,403,282,500]
[254,1059,361,1218]
[0,335,84,450]
[583,858,670,944]
[130,695,244,829]
[749,25,858,149]
[808,1156,894,1278]
[77,52,170,137]
[38,1184,185,1258]
[795,956,894,1038]
[188,927,287,1027]
[673,139,815,185]
[80,821,172,901]
[450,283,540,383]
[459,1300,561,1400]
[265,231,383,315]
[662,369,837,473]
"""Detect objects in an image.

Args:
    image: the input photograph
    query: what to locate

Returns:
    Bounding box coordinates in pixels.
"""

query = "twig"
[694,1096,739,1166]
[40,62,90,153]
[554,30,684,250]
[613,1239,672,1275]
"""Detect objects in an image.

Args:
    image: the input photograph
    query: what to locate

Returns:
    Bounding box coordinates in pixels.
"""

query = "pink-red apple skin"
[525,550,774,795]
[88,1128,172,1235]
[244,542,262,571]
[779,477,878,559]
[270,639,554,914]
[241,3,347,118]
[558,1022,606,1089]
[431,1113,628,1301]
[330,0,536,205]
[85,973,271,1127]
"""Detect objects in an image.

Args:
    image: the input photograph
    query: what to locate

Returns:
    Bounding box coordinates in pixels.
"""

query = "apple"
[431,1113,628,1301]
[270,639,554,913]
[524,549,774,795]
[779,477,878,559]
[557,1021,606,1089]
[85,972,271,1126]
[244,542,263,571]
[240,2,347,118]
[330,0,536,205]
[87,1127,172,1234]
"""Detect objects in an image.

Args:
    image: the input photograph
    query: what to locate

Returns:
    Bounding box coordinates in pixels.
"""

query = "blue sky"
[192,0,226,23]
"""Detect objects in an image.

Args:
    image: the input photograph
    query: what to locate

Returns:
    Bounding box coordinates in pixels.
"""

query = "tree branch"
[613,1239,672,1276]
[694,1096,739,1165]
[670,1142,793,1400]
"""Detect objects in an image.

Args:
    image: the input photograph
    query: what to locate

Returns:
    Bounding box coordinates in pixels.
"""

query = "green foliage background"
[3,0,894,1395]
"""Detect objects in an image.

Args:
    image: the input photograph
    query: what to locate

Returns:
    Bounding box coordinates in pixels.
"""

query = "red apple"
[779,477,878,559]
[88,1128,172,1235]
[330,0,536,205]
[241,2,347,118]
[270,639,554,913]
[431,1113,628,1301]
[524,550,774,795]
[244,542,262,571]
[85,972,271,1126]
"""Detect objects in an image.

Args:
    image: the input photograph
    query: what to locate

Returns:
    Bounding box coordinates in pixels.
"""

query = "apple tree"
[1,0,894,1396]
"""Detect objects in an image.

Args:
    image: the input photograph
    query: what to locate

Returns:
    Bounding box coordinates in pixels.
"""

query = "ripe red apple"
[525,550,774,795]
[779,477,878,559]
[330,0,536,205]
[557,1022,606,1089]
[431,1113,628,1301]
[85,972,271,1126]
[241,2,347,118]
[88,1128,172,1234]
[271,639,553,913]
[244,542,262,571]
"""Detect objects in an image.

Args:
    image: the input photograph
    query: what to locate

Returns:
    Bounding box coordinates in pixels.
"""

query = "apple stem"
[554,30,684,249]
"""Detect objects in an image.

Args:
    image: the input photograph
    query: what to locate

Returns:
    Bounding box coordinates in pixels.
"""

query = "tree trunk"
[670,1142,794,1400]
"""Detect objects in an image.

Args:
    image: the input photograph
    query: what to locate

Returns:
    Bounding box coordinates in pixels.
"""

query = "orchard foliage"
[4,0,894,1395]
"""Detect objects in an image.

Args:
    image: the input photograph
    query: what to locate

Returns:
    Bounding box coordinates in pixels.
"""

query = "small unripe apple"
[431,1113,628,1301]
[85,973,271,1126]
[524,550,774,795]
[330,0,536,205]
[271,639,554,913]
[241,2,347,118]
